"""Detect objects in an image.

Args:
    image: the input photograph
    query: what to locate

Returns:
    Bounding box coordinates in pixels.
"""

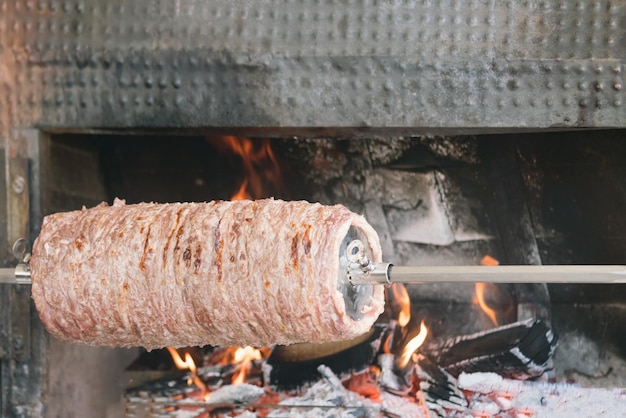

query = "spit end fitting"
[346,239,371,268]
[348,262,392,285]
[15,263,32,285]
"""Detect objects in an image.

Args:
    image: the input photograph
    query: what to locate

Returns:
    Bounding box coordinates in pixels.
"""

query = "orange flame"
[166,347,209,396]
[382,334,392,354]
[476,255,500,327]
[480,255,500,267]
[232,178,251,201]
[211,136,283,201]
[390,283,411,328]
[475,283,499,327]
[231,346,262,385]
[399,321,428,368]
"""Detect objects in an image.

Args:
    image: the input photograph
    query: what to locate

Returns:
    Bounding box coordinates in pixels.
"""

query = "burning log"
[424,318,557,380]
[266,365,382,417]
[264,325,384,390]
[414,355,468,415]
[378,353,412,394]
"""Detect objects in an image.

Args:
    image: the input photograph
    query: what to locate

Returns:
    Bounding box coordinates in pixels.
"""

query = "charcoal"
[264,326,384,390]
[267,365,381,418]
[425,319,557,380]
[414,355,467,416]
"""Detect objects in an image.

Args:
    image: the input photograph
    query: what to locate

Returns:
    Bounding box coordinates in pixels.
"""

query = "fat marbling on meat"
[30,198,384,350]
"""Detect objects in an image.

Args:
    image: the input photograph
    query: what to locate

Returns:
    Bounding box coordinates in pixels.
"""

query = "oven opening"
[31,130,626,417]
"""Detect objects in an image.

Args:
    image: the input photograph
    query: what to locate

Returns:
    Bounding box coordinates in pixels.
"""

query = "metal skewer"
[3,238,625,287]
[343,239,626,285]
[348,263,626,285]
[0,238,32,285]
[0,266,31,285]
[4,262,625,286]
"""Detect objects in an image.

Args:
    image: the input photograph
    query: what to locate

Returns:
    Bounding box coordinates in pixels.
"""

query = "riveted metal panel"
[0,0,624,133]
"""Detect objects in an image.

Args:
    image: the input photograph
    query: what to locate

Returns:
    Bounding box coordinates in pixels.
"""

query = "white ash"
[267,365,381,418]
[457,372,626,417]
[552,329,626,388]
[379,392,428,418]
[377,354,410,394]
[170,410,206,418]
[235,412,258,418]
[205,383,264,405]
[466,399,500,416]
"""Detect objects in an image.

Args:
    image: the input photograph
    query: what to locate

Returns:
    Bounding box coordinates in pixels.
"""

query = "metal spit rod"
[344,240,626,285]
[0,265,31,285]
[347,263,626,284]
[2,238,626,286]
[3,264,626,287]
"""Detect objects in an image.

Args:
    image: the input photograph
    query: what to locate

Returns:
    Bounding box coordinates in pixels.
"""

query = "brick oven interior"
[16,130,624,416]
[1,1,625,417]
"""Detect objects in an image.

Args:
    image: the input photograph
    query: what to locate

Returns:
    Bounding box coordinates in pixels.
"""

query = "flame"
[231,346,262,385]
[166,347,209,396]
[211,136,283,201]
[399,321,428,368]
[476,255,500,326]
[475,282,499,326]
[480,255,500,267]
[232,178,251,200]
[390,283,411,327]
[382,334,392,354]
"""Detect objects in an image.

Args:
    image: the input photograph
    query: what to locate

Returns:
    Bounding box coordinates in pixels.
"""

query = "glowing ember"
[390,283,411,328]
[399,321,428,368]
[166,347,209,396]
[342,371,381,402]
[211,136,283,201]
[231,346,262,385]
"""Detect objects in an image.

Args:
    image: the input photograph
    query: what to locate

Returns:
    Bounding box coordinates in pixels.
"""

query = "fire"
[232,178,251,201]
[475,282,499,326]
[382,334,392,354]
[166,347,209,396]
[343,371,381,402]
[231,346,262,385]
[480,255,500,267]
[209,136,283,201]
[390,283,411,328]
[399,321,428,368]
[476,255,500,326]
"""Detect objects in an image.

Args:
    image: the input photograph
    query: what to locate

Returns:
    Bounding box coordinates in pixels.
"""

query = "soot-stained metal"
[0,0,624,137]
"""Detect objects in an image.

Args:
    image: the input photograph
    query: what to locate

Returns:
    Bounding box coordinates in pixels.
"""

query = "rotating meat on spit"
[30,198,384,350]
